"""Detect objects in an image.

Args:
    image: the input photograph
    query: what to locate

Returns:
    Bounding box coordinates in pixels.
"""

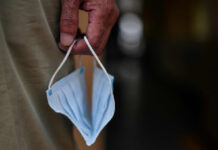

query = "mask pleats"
[92,69,105,125]
[57,88,78,122]
[68,75,91,130]
[94,73,112,131]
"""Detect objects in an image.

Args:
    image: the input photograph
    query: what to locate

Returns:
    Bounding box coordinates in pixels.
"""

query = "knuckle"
[60,14,78,33]
[61,0,78,33]
[61,14,77,24]
[61,18,75,27]
[62,0,73,10]
[60,20,77,33]
[61,5,77,19]
[62,0,76,7]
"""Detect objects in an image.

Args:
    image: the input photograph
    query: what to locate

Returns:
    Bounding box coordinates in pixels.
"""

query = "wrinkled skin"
[59,0,119,55]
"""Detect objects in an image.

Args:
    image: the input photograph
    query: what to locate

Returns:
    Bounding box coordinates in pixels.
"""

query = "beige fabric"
[0,0,78,149]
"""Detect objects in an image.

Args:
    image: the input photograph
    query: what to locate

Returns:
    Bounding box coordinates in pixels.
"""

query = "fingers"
[59,0,119,55]
[60,0,80,46]
[72,0,119,55]
[73,13,105,55]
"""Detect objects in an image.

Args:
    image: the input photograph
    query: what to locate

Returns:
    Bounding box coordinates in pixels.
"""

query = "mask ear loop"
[84,36,112,87]
[48,40,77,89]
[48,36,112,90]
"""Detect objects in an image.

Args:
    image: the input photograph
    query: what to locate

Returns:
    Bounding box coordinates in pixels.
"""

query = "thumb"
[60,0,79,46]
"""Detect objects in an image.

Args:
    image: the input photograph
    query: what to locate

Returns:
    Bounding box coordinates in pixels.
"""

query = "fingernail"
[60,33,74,46]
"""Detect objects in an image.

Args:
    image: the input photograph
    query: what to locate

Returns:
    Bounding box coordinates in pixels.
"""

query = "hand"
[59,0,119,55]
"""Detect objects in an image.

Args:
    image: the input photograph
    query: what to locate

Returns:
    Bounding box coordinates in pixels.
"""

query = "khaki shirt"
[0,0,77,149]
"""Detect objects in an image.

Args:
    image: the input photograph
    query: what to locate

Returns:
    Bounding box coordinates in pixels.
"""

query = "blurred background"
[104,0,218,149]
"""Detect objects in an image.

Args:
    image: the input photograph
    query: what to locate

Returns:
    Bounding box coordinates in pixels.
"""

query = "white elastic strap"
[48,36,112,89]
[84,36,112,86]
[48,40,77,89]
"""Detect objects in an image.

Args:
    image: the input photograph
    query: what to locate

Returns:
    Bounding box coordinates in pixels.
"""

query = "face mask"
[46,36,115,146]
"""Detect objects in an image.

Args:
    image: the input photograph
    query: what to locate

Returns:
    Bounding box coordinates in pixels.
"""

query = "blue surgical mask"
[46,36,115,146]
